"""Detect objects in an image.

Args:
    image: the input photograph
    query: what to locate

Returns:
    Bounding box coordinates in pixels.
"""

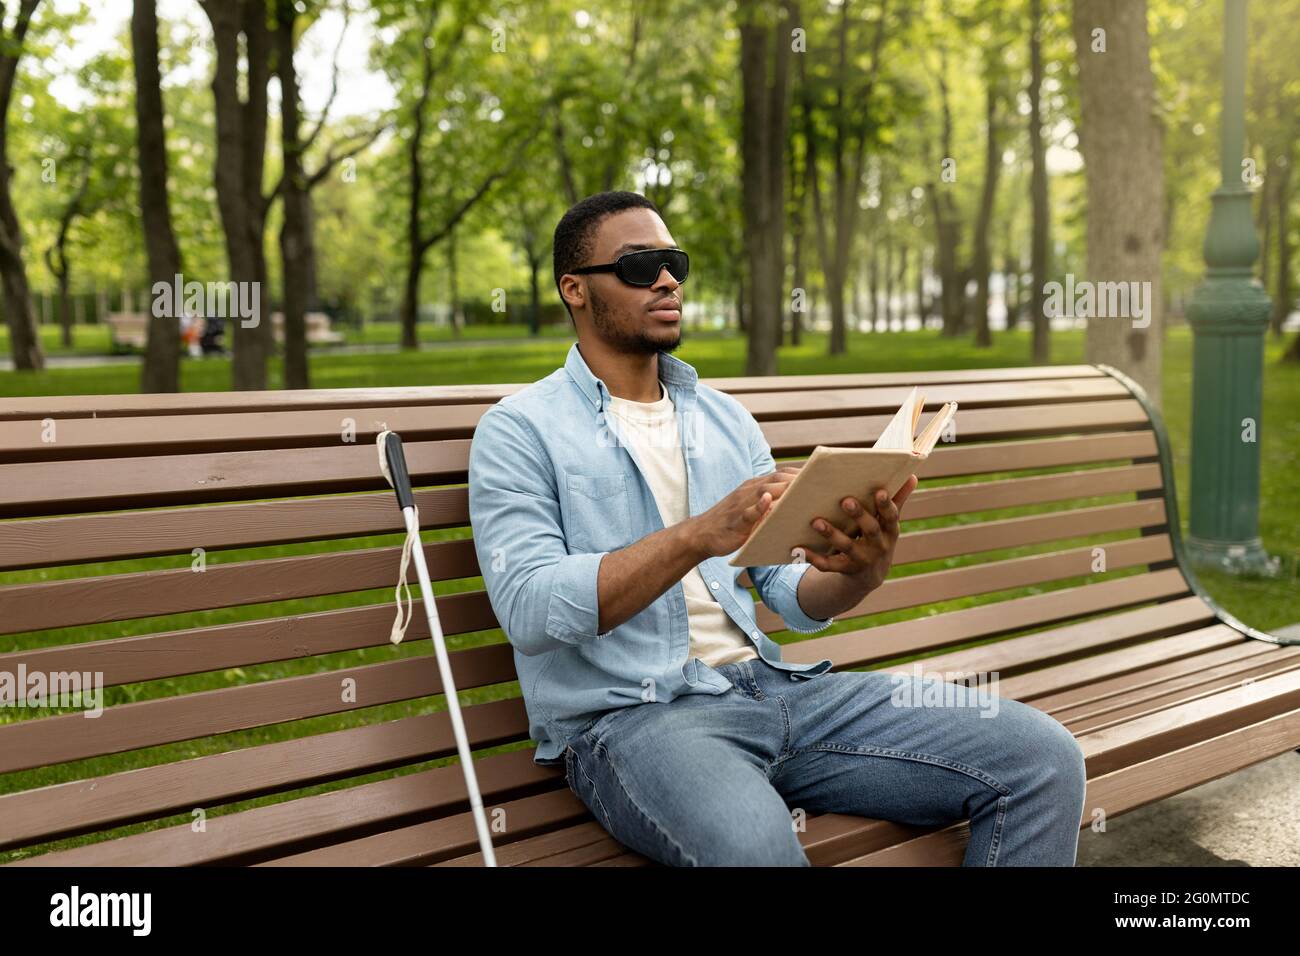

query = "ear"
[559,274,586,313]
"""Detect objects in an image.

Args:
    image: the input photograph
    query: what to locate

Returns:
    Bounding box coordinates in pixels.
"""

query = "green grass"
[0,316,580,364]
[1,322,1296,862]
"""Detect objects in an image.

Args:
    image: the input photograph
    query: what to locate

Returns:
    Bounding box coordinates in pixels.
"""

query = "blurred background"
[0,0,1295,636]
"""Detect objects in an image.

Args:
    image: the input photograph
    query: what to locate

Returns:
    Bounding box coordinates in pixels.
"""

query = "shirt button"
[709,581,720,590]
[751,630,762,640]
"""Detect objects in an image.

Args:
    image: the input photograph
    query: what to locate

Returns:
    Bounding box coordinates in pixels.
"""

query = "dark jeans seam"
[771,743,1013,865]
[596,739,699,867]
[571,743,615,832]
[787,742,1013,797]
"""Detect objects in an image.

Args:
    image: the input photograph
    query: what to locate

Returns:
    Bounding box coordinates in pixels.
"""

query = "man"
[468,191,1086,866]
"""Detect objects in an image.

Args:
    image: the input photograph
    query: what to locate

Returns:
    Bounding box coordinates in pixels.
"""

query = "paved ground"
[1078,621,1300,867]
[1077,747,1300,866]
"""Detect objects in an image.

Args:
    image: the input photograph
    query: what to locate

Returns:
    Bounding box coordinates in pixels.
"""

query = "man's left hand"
[803,474,918,593]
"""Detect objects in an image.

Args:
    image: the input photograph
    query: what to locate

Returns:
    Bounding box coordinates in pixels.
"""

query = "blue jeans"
[563,657,1087,866]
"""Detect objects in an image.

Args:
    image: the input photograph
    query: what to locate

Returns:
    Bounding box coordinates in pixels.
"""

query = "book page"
[873,387,921,451]
[913,402,958,456]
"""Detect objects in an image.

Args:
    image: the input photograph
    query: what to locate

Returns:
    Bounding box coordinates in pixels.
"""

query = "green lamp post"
[1185,0,1279,577]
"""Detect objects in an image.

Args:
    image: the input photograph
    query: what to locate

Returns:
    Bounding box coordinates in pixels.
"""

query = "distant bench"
[0,364,1297,866]
[104,311,343,353]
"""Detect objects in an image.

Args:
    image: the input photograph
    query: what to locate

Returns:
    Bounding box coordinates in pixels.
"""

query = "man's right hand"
[683,465,803,559]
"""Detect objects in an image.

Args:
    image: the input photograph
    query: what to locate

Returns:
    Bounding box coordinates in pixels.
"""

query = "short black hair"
[552,191,663,322]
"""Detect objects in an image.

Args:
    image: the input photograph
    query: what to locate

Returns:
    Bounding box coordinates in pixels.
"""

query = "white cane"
[376,428,497,866]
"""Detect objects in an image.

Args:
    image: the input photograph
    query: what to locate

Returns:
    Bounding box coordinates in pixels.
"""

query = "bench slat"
[0,429,1157,517]
[1060,650,1300,735]
[0,538,479,636]
[1,536,1176,770]
[1025,636,1283,711]
[0,707,541,854]
[229,662,1300,867]
[1,496,1165,639]
[0,462,1163,571]
[781,567,1192,668]
[0,366,1108,421]
[0,380,1133,462]
[0,577,1206,851]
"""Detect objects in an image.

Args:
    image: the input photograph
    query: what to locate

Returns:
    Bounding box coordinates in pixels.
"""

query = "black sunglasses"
[572,248,689,287]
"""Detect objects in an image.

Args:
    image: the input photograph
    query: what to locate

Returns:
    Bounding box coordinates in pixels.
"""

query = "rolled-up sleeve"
[468,403,612,656]
[737,403,834,635]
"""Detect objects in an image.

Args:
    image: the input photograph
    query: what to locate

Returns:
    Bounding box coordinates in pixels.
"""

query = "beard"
[590,282,683,355]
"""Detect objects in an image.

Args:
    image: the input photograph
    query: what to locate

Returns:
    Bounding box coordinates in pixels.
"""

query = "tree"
[969,1,1014,348]
[42,150,88,349]
[738,0,796,373]
[1072,0,1165,401]
[798,0,892,357]
[133,0,183,392]
[1028,0,1051,363]
[0,0,44,371]
[376,0,530,350]
[926,42,965,338]
[200,0,272,391]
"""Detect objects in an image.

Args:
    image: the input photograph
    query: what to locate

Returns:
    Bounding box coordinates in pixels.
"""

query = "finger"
[811,514,862,555]
[800,546,853,574]
[742,490,773,525]
[841,497,884,544]
[893,474,919,513]
[875,488,900,537]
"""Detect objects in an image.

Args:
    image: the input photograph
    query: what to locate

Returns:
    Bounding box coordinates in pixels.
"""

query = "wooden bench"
[103,312,151,352]
[1,364,1297,867]
[106,311,345,354]
[270,311,346,346]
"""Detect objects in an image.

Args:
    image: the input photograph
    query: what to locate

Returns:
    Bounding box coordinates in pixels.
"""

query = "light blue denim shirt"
[467,342,835,765]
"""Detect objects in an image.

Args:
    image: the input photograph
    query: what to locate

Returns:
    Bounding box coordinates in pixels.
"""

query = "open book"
[728,388,958,567]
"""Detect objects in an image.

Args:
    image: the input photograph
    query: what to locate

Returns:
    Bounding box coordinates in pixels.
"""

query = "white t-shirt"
[604,382,760,670]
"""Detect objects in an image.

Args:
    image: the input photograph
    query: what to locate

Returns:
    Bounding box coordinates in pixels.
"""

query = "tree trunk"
[972,80,1001,348]
[1072,0,1165,402]
[895,244,908,326]
[202,0,270,390]
[448,225,462,338]
[0,0,45,372]
[868,239,880,330]
[400,3,439,351]
[275,2,311,389]
[789,120,807,347]
[134,0,183,391]
[43,163,89,351]
[1029,0,1050,363]
[916,248,929,325]
[883,238,894,331]
[739,0,794,376]
[527,253,541,335]
[1005,253,1020,329]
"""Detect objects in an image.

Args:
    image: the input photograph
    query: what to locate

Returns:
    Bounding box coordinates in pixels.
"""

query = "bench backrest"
[0,364,1193,861]
[103,313,151,347]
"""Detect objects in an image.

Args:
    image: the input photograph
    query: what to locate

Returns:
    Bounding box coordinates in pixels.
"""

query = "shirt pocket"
[565,472,633,553]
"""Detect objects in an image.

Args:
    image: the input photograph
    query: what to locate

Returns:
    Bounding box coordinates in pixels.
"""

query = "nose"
[651,265,680,292]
